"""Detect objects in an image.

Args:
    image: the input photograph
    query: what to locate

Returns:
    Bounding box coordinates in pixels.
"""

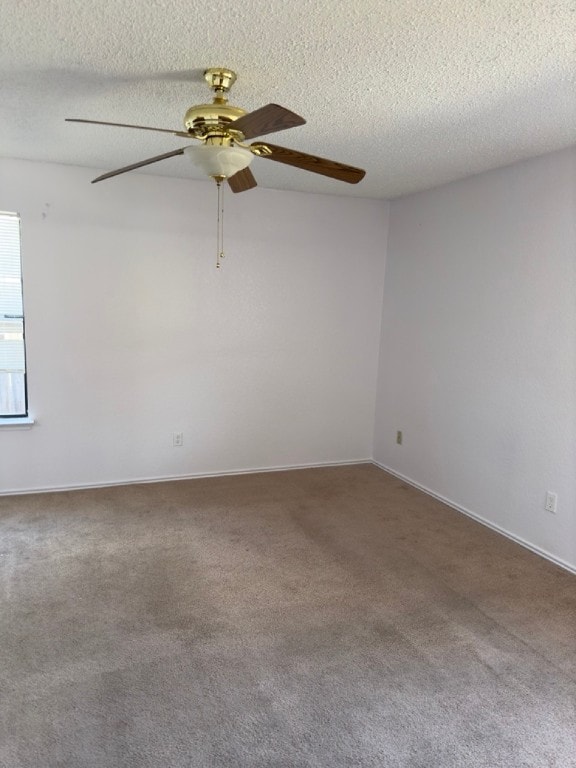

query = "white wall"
[5,149,574,574]
[0,157,388,493]
[374,147,576,571]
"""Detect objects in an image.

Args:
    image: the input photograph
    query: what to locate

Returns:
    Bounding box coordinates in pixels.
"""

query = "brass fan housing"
[184,67,246,140]
[184,102,246,138]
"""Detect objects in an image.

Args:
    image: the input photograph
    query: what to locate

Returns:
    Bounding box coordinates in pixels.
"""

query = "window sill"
[0,416,35,430]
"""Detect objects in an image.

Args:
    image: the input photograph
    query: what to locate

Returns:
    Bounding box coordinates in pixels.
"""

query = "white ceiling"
[1,0,575,199]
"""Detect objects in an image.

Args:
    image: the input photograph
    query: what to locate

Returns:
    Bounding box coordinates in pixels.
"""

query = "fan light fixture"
[184,144,253,179]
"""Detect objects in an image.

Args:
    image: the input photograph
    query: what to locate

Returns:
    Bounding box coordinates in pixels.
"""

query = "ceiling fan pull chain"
[220,179,225,266]
[216,178,225,269]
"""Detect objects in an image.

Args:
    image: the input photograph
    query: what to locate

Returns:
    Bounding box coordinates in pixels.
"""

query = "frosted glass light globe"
[184,145,253,179]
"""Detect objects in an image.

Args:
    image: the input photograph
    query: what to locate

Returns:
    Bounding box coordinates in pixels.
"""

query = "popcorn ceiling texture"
[0,0,574,198]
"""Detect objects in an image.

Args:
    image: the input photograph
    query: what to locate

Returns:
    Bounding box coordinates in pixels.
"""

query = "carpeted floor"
[1,464,575,767]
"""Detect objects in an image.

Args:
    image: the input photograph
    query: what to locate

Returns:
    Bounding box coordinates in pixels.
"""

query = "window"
[0,212,27,417]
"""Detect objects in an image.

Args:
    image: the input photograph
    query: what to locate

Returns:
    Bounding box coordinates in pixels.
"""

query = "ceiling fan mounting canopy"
[204,67,237,93]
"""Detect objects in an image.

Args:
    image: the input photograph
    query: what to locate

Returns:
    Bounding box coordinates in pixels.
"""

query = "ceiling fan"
[65,67,366,191]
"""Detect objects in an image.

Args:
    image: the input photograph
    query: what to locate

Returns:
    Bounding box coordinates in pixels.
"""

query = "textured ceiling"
[1,0,575,199]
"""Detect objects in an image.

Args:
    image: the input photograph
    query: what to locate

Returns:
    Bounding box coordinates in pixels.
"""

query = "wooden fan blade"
[227,166,258,193]
[232,104,305,140]
[253,142,365,184]
[91,147,188,183]
[66,118,190,138]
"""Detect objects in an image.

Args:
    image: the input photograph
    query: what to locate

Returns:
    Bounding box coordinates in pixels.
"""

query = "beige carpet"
[1,464,575,767]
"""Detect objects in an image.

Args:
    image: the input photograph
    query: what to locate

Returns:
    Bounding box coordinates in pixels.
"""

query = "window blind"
[0,212,26,416]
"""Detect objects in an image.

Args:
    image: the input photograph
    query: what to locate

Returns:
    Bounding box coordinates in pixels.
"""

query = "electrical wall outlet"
[173,432,184,447]
[545,491,557,514]
[396,430,403,445]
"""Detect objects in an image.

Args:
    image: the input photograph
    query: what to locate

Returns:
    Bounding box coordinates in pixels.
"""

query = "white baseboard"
[0,458,372,497]
[5,458,575,577]
[372,461,576,576]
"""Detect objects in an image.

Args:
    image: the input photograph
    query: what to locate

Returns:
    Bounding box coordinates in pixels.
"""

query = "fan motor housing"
[184,103,247,139]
